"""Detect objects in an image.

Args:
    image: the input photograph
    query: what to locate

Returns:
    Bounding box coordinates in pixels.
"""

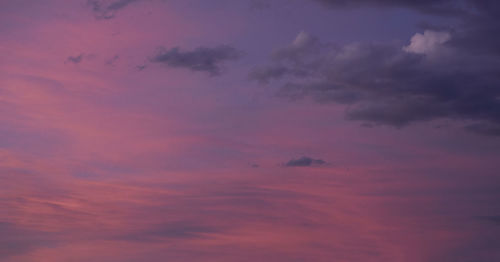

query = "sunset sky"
[1,0,500,261]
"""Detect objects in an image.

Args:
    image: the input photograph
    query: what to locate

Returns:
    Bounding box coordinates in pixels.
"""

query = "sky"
[1,0,500,261]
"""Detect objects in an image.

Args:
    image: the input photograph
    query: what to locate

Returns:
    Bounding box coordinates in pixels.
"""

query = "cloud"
[251,28,500,136]
[285,156,326,167]
[87,0,140,19]
[66,54,84,64]
[105,55,120,66]
[272,31,323,60]
[403,30,451,54]
[309,0,500,55]
[150,45,242,76]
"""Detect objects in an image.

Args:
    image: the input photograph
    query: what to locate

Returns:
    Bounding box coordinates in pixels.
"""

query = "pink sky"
[1,0,500,261]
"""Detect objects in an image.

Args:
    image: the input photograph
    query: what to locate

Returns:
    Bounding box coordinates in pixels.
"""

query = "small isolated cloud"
[105,55,120,66]
[66,54,84,64]
[150,45,241,76]
[87,0,141,20]
[285,156,326,167]
[403,30,451,54]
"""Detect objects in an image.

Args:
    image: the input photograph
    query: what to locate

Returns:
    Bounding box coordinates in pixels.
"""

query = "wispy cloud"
[66,54,84,64]
[285,156,326,167]
[87,0,141,19]
[150,45,242,76]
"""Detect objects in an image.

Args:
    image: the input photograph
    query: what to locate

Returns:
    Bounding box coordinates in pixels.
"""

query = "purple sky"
[1,0,500,261]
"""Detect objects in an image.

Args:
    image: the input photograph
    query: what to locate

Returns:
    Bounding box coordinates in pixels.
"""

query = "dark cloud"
[87,0,140,19]
[251,22,500,136]
[249,1,500,135]
[285,156,326,167]
[150,45,241,76]
[66,54,83,64]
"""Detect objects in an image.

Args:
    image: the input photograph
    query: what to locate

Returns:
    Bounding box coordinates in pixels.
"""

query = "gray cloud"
[151,45,241,76]
[249,2,500,135]
[251,26,500,136]
[87,0,140,19]
[285,156,326,167]
[66,54,83,64]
